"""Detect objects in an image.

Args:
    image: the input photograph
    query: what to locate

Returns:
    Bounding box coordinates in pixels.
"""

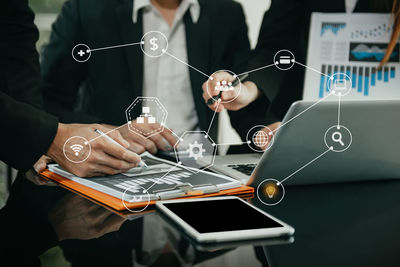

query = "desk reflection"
[2,172,400,267]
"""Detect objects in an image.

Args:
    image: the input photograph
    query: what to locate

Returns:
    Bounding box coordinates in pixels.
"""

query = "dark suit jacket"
[0,1,60,265]
[247,0,393,124]
[0,0,59,171]
[41,0,255,139]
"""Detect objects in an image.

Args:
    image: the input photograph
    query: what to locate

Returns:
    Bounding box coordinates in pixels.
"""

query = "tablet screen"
[163,198,283,233]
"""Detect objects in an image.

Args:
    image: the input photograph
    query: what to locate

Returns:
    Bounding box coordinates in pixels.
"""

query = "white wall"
[217,0,270,154]
[235,0,270,48]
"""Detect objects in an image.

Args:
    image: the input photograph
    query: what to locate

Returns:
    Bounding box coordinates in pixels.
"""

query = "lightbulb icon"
[257,178,285,206]
[265,184,276,199]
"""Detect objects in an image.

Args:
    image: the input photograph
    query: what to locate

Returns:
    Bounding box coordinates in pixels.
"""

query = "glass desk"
[2,173,400,267]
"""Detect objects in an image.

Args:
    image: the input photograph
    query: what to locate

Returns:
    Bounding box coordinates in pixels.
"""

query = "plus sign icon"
[72,44,91,63]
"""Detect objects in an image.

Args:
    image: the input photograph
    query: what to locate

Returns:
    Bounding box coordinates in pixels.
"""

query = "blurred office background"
[0,0,270,265]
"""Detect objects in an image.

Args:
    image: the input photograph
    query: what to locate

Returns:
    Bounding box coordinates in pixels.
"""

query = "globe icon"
[252,131,269,148]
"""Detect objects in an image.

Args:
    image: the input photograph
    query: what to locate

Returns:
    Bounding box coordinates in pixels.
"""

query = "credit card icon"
[279,56,291,64]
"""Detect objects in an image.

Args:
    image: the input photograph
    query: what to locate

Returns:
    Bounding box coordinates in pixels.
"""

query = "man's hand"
[202,71,261,112]
[24,156,56,186]
[47,123,141,177]
[33,155,53,173]
[49,194,126,241]
[104,121,177,155]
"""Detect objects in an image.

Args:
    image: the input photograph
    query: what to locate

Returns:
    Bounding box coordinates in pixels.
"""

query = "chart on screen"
[303,13,400,100]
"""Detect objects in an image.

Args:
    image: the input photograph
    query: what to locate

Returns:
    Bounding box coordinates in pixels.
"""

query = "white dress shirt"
[345,0,358,13]
[133,0,200,136]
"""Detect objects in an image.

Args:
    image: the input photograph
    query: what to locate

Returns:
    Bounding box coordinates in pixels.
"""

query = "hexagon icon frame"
[125,97,168,139]
[174,131,217,173]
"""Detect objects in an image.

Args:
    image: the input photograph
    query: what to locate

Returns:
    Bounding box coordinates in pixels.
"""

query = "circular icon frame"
[256,178,285,206]
[246,125,275,153]
[206,70,242,104]
[274,49,295,70]
[324,125,352,152]
[140,31,168,58]
[72,44,91,63]
[122,185,151,213]
[63,136,91,163]
[327,73,352,97]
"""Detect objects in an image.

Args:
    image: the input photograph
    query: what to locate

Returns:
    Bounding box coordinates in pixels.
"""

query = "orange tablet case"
[40,170,254,215]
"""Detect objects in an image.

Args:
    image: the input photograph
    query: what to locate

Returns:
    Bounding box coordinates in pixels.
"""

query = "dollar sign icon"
[150,37,158,51]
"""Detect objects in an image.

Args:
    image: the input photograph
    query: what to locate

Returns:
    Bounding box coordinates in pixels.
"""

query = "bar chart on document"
[303,13,400,100]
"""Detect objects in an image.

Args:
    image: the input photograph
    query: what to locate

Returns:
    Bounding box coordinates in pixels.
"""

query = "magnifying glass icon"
[332,131,344,146]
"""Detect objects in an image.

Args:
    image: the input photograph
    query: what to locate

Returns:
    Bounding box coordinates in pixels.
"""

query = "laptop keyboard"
[227,163,257,176]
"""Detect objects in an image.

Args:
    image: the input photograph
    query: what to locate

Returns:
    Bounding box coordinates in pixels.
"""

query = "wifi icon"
[70,144,84,156]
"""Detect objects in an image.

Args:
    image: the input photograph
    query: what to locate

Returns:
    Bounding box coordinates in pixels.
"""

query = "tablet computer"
[155,196,294,243]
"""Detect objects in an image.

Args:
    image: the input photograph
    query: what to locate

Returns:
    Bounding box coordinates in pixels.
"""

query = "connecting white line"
[272,93,332,133]
[236,63,276,76]
[162,50,210,78]
[279,147,332,184]
[294,60,331,78]
[337,94,341,127]
[214,141,250,146]
[88,41,144,52]
[86,123,128,144]
[145,162,181,192]
[206,99,221,135]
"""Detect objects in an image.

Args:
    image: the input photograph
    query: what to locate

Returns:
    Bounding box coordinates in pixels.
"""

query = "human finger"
[95,138,141,165]
[122,131,153,154]
[93,151,137,172]
[33,155,53,173]
[96,124,130,148]
[203,92,220,110]
[159,128,178,148]
[130,132,157,154]
[147,131,171,151]
[86,164,123,176]
[210,72,235,95]
[128,142,146,154]
[221,86,239,102]
[204,72,234,100]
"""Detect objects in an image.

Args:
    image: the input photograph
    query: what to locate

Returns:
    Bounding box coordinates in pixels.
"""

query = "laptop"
[205,153,261,184]
[208,100,400,185]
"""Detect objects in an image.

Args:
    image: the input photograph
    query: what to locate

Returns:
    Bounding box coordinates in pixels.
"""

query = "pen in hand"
[94,129,148,168]
[206,73,249,105]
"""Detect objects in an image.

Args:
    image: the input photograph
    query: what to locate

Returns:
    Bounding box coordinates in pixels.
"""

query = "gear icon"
[187,141,206,160]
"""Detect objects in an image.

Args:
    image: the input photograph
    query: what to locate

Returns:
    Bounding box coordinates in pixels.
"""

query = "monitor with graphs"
[304,13,400,100]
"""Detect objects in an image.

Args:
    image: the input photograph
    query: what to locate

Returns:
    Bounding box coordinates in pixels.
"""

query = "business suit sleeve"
[247,0,304,103]
[0,1,43,109]
[0,92,59,171]
[226,2,271,140]
[41,0,100,124]
[0,0,59,171]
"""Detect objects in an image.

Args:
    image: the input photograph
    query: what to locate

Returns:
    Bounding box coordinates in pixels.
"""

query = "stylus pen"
[94,129,148,168]
[206,73,249,105]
